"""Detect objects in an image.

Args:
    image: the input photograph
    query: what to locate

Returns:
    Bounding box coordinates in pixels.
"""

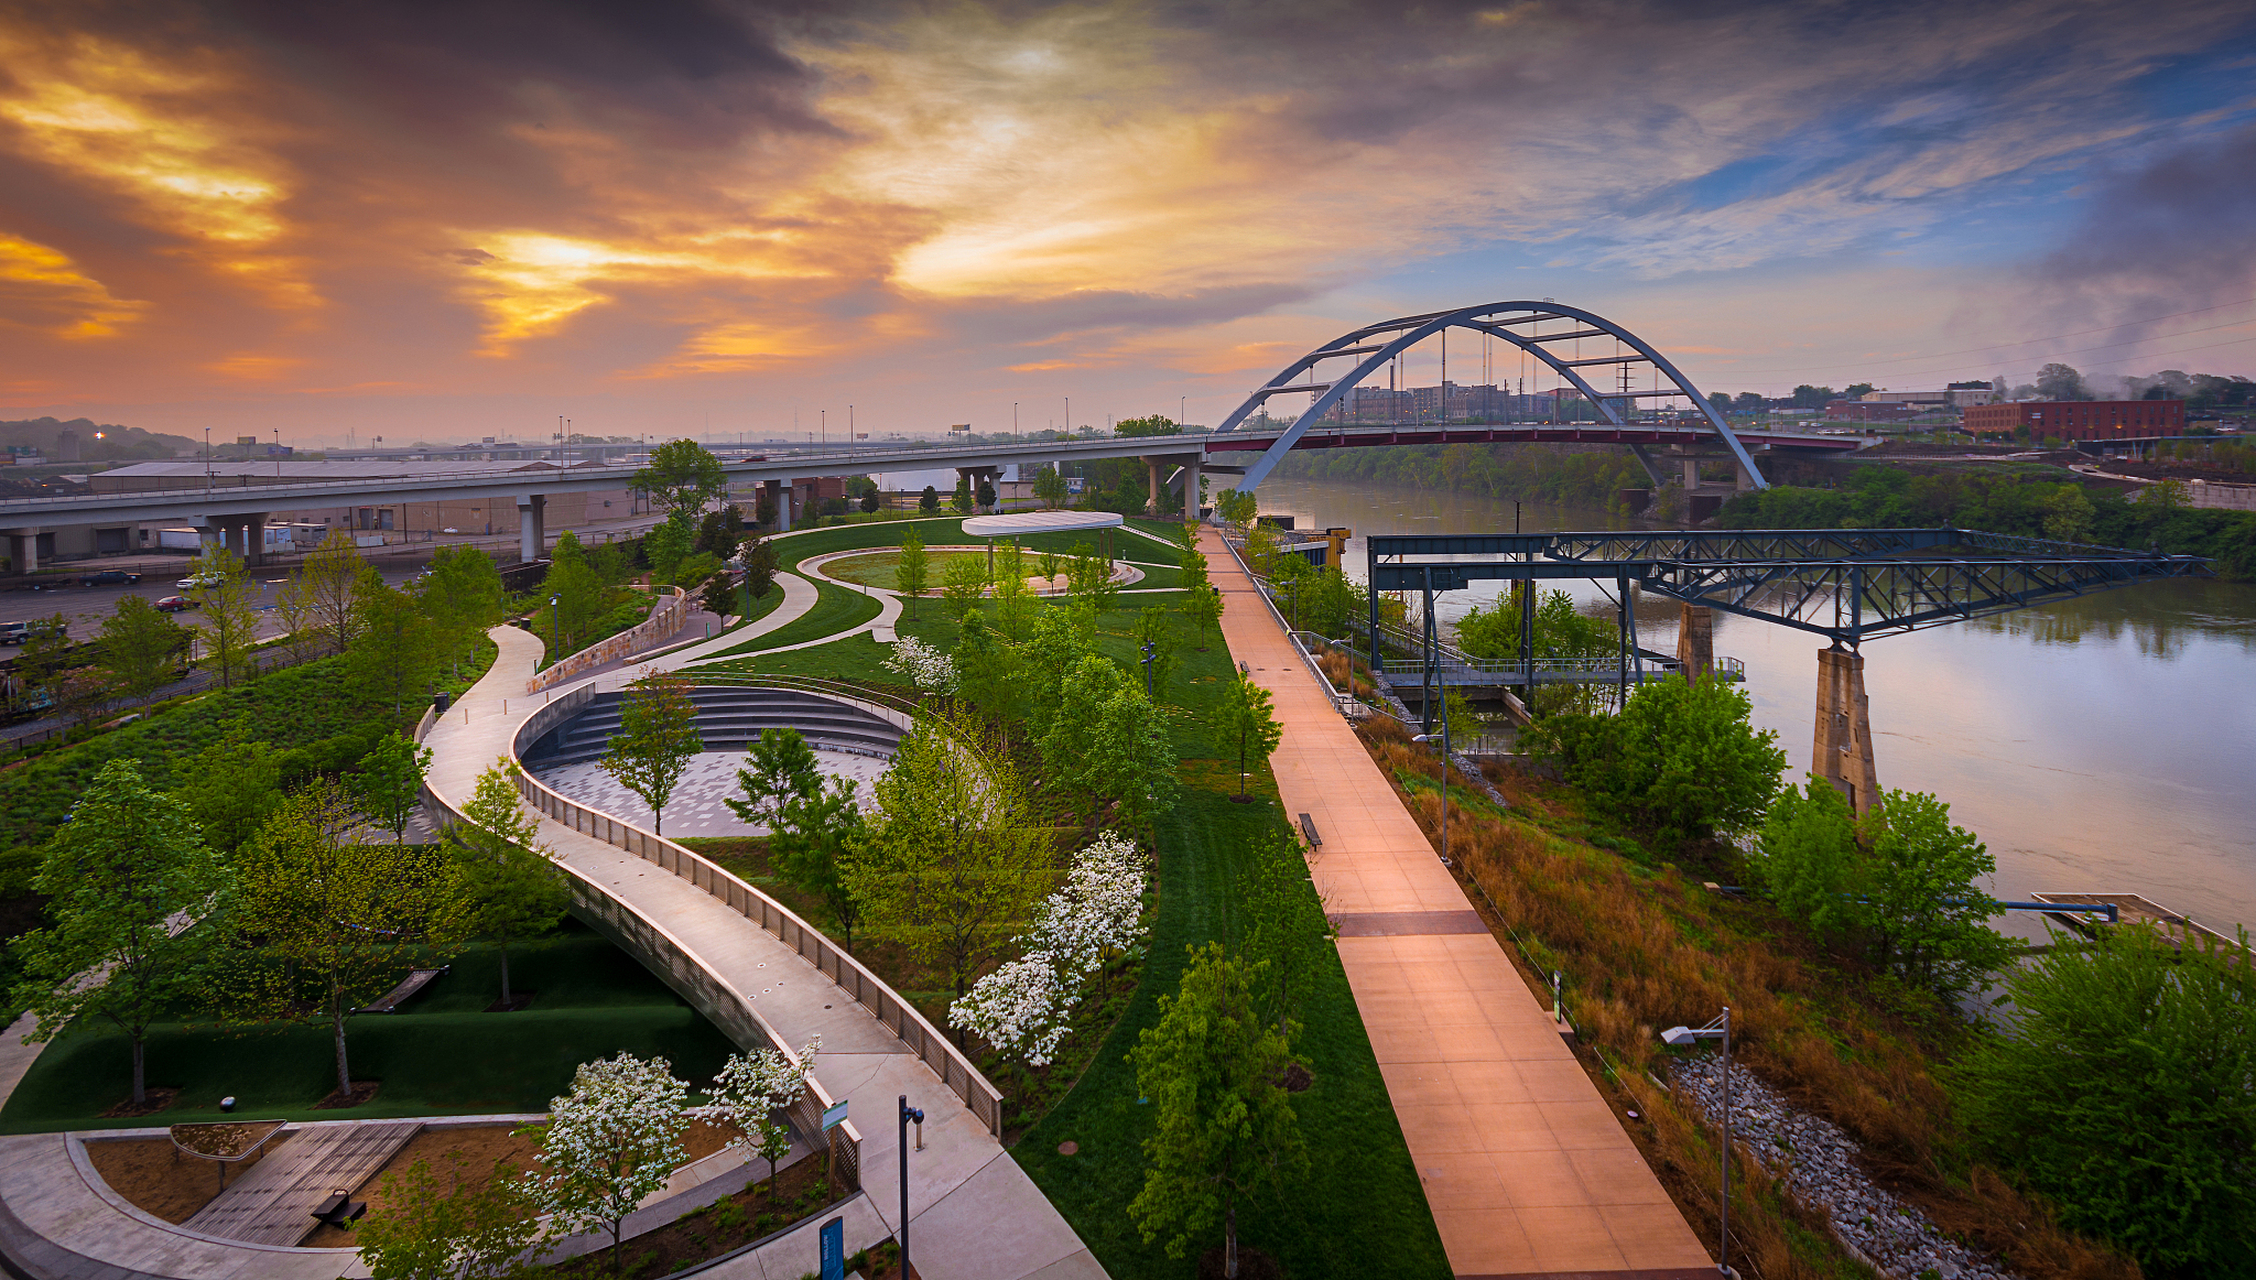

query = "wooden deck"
[2030,892,2249,955]
[180,1121,420,1246]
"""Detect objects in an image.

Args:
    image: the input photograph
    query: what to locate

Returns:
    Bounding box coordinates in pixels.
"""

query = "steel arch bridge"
[1213,300,1766,493]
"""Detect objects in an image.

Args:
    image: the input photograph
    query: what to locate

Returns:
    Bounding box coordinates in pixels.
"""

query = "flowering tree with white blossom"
[882,636,958,693]
[521,1054,690,1276]
[695,1037,821,1203]
[950,953,1077,1066]
[950,832,1152,1066]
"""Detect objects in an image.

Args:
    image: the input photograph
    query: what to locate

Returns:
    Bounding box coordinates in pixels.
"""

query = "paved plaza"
[531,748,885,838]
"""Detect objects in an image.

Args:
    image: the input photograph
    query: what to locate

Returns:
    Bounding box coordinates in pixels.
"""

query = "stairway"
[522,686,905,764]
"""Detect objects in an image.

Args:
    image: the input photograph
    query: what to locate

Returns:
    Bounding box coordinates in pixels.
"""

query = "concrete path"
[423,624,1103,1280]
[1200,527,1716,1279]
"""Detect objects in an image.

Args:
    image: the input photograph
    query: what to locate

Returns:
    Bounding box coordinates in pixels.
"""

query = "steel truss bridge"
[1213,300,1779,493]
[1367,528,2209,649]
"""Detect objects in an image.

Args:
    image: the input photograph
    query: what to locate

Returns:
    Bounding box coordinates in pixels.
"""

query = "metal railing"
[1345,614,1743,684]
[505,681,1005,1135]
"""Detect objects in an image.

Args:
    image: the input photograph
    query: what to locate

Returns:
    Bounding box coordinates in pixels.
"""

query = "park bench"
[353,966,447,1014]
[1299,812,1323,848]
[312,1191,367,1228]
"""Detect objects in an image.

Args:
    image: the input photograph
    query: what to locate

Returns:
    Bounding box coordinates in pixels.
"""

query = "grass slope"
[714,578,885,655]
[0,920,738,1134]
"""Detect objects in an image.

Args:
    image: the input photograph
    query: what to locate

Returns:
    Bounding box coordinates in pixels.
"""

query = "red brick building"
[1963,399,2185,440]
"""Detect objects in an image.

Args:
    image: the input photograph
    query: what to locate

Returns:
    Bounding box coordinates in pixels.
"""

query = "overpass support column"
[762,479,789,532]
[516,494,547,562]
[1814,647,1879,815]
[1676,605,1713,681]
[1681,458,1701,490]
[1734,458,1757,492]
[244,512,267,567]
[1143,457,1164,516]
[3,528,37,575]
[1184,457,1203,519]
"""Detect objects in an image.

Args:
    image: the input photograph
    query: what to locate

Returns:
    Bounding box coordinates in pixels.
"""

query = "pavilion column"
[1813,647,1879,815]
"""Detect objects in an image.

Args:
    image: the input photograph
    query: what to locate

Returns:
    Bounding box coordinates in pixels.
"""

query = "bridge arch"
[1213,300,1768,492]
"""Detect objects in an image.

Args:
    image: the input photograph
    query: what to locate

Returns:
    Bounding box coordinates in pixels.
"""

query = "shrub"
[1525,673,1783,848]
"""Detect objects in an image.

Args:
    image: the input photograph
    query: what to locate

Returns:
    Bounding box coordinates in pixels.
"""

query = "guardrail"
[507,680,1005,1135]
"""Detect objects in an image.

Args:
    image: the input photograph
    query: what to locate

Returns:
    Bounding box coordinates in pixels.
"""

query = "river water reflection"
[1252,476,2256,942]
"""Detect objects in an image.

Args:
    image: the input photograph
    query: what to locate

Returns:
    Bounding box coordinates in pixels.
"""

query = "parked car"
[0,618,62,645]
[177,573,222,590]
[79,570,142,586]
[156,595,193,612]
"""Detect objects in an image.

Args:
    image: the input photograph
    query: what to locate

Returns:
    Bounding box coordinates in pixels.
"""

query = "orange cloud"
[0,232,147,336]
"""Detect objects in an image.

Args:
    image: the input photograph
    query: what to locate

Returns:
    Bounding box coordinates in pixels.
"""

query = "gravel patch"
[1670,1053,2019,1280]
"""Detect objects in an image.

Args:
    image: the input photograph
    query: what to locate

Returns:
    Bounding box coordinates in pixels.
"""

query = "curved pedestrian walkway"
[1200,526,1717,1279]
[424,625,1103,1280]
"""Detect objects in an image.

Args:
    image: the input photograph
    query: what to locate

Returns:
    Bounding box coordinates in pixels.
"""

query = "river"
[1252,475,2256,944]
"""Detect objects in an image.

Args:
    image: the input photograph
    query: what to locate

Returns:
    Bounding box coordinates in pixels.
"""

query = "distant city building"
[1825,400,1920,422]
[1962,399,2186,440]
[1857,388,1993,409]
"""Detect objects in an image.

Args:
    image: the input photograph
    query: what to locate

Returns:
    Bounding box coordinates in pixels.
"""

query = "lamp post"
[1141,640,1156,698]
[1661,1010,1734,1276]
[548,594,560,655]
[898,1095,924,1278]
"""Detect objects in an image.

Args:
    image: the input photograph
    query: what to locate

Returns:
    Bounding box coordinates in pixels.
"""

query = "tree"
[353,730,435,842]
[629,440,728,525]
[740,535,778,602]
[860,489,881,514]
[173,719,283,854]
[727,727,823,833]
[696,1040,819,1202]
[948,953,1075,1067]
[356,1150,548,1280]
[1956,924,2256,1276]
[1066,539,1120,613]
[1210,670,1282,802]
[693,506,741,560]
[522,1054,690,1275]
[701,572,737,618]
[1789,384,1836,409]
[951,474,973,513]
[1526,672,1784,847]
[1858,789,2015,1001]
[1134,606,1181,701]
[189,545,262,688]
[301,528,368,654]
[1843,382,1875,399]
[448,759,569,1008]
[975,475,996,508]
[882,635,958,693]
[1128,944,1304,1277]
[13,611,75,704]
[229,780,469,1098]
[641,514,693,583]
[952,611,1020,718]
[539,532,604,654]
[446,758,573,1006]
[9,760,225,1105]
[1020,604,1096,743]
[1236,829,1333,1036]
[1214,488,1258,528]
[1044,656,1177,829]
[601,673,703,835]
[270,571,321,666]
[895,525,928,619]
[1115,415,1181,437]
[2034,362,2093,401]
[771,776,868,952]
[1180,549,1219,650]
[990,541,1033,637]
[940,551,989,615]
[353,572,441,719]
[846,715,1057,995]
[1749,777,1866,942]
[98,593,187,704]
[418,545,506,680]
[1033,465,1068,509]
[918,484,939,513]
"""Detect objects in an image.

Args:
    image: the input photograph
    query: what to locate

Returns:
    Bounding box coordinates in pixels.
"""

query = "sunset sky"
[3,0,2254,447]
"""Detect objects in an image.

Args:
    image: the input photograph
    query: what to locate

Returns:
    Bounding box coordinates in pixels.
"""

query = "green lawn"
[819,550,989,591]
[692,515,1443,1278]
[0,920,740,1133]
[712,578,885,656]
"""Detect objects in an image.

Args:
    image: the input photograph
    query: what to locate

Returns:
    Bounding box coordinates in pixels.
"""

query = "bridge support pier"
[243,512,266,567]
[517,494,547,562]
[1676,605,1713,681]
[3,527,37,575]
[1813,647,1879,814]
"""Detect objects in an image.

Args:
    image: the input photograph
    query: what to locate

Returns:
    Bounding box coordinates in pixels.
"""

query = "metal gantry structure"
[1210,300,1771,493]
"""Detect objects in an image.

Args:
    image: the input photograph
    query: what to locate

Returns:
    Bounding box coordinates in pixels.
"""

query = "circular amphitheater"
[520,684,906,837]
